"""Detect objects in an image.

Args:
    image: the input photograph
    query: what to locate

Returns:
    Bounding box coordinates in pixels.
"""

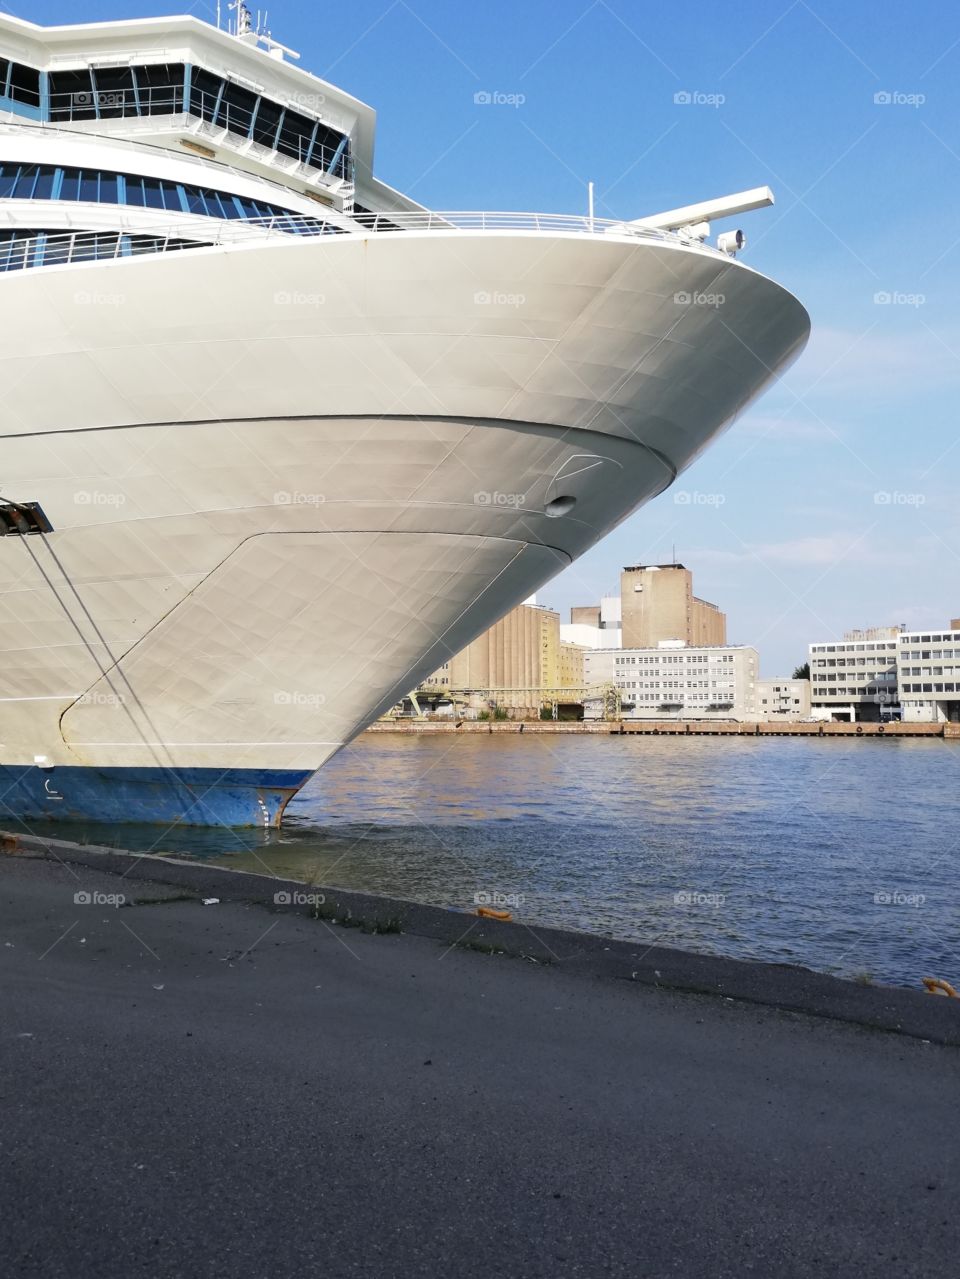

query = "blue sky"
[23,0,960,673]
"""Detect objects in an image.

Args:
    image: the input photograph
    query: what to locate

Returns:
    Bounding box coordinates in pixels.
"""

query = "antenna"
[229,0,253,36]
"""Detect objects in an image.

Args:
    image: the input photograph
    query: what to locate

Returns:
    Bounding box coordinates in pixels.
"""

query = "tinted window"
[92,66,136,118]
[251,98,282,148]
[134,63,185,114]
[310,123,348,174]
[59,167,81,200]
[49,69,96,120]
[8,61,41,107]
[217,81,258,135]
[276,109,314,162]
[190,68,222,122]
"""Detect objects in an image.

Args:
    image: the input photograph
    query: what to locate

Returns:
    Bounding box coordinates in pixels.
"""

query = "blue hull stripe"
[0,764,313,827]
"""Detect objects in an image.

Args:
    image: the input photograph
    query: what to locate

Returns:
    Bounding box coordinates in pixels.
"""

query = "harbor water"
[22,735,960,989]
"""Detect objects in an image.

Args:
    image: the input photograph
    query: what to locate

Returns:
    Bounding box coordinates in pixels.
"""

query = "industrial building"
[562,563,725,652]
[562,596,623,649]
[620,563,726,649]
[421,600,588,717]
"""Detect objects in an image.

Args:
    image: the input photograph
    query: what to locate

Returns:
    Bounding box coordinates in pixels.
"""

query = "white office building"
[808,628,900,722]
[585,640,758,721]
[896,628,960,723]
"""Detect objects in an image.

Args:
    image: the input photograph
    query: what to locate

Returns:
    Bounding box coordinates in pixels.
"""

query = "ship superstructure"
[0,10,809,824]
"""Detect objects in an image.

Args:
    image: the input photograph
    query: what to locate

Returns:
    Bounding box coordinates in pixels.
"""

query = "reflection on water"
[21,735,960,988]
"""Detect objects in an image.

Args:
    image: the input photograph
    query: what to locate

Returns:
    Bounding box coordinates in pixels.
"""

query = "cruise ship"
[0,8,810,826]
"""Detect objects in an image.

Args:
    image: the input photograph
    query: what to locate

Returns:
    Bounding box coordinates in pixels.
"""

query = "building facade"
[756,678,811,720]
[559,640,586,689]
[620,563,726,649]
[585,641,758,721]
[561,595,622,650]
[423,602,589,715]
[808,627,900,722]
[897,627,960,722]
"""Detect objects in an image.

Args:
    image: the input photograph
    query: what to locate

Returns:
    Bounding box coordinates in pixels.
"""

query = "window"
[252,97,283,148]
[49,68,97,121]
[3,59,41,108]
[91,65,137,119]
[276,108,315,162]
[0,228,212,271]
[0,160,322,230]
[216,79,259,136]
[190,67,223,122]
[134,64,186,115]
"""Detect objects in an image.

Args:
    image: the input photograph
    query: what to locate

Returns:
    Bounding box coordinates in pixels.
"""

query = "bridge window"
[276,108,314,163]
[251,97,283,148]
[216,80,258,136]
[189,67,222,122]
[91,66,137,119]
[133,64,185,115]
[2,59,42,107]
[49,69,97,120]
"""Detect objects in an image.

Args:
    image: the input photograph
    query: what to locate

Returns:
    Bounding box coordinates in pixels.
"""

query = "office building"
[897,627,960,723]
[585,640,758,721]
[756,678,811,720]
[808,627,900,722]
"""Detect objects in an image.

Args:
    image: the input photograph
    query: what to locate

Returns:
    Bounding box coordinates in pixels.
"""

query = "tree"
[792,662,810,680]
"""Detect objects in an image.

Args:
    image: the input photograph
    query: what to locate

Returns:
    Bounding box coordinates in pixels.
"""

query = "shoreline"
[366,718,959,737]
[5,827,959,1047]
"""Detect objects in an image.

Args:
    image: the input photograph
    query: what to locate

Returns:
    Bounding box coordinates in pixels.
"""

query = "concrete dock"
[2,843,958,1278]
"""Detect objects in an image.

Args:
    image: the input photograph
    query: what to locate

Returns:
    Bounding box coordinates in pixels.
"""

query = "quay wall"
[366,720,958,738]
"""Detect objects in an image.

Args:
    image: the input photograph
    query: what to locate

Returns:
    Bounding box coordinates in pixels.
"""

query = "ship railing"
[0,210,714,272]
[244,209,713,247]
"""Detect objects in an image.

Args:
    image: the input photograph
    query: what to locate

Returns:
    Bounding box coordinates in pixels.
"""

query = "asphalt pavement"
[2,855,957,1278]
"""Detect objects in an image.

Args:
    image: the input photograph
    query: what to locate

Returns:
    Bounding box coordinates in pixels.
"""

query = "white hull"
[0,229,809,822]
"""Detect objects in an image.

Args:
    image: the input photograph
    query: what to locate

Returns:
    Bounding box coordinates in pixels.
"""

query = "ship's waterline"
[9,735,954,989]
